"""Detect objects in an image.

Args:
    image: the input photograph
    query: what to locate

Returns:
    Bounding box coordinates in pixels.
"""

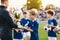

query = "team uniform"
[20,18,30,39]
[28,20,39,40]
[14,29,23,40]
[48,18,57,40]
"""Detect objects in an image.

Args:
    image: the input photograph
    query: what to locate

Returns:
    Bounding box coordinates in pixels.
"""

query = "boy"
[14,29,23,40]
[14,19,23,40]
[47,10,58,40]
[28,9,39,40]
[20,12,30,40]
[14,9,23,40]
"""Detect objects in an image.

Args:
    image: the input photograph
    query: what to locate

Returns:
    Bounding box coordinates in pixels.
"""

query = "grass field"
[38,24,60,40]
[0,24,60,40]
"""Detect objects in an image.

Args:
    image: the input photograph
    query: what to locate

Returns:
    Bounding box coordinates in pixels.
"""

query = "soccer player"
[14,29,23,40]
[28,9,39,40]
[47,10,58,40]
[20,12,30,40]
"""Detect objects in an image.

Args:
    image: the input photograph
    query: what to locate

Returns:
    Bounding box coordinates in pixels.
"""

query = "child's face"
[23,13,27,18]
[29,14,35,20]
[47,13,52,19]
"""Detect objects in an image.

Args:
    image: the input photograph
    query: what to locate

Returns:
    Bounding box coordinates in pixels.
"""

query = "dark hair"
[23,12,27,14]
[1,0,8,3]
[47,11,54,16]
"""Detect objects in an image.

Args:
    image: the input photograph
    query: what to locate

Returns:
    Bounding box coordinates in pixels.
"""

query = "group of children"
[14,9,39,40]
[13,9,60,40]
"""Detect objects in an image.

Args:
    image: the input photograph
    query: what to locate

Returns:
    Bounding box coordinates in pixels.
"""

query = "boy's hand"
[15,29,20,32]
[53,28,58,33]
[19,29,23,32]
[53,26,60,34]
[47,25,51,28]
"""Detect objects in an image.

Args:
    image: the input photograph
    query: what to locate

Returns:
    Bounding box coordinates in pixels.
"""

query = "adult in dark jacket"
[0,0,18,40]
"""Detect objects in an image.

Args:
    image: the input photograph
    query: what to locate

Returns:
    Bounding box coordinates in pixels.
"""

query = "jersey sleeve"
[32,22,39,32]
[20,19,23,25]
[53,19,58,26]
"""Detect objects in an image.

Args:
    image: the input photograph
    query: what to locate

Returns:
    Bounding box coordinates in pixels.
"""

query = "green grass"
[38,24,60,40]
[0,24,60,40]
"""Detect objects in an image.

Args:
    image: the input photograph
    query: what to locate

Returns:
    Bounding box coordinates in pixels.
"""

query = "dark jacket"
[0,5,17,38]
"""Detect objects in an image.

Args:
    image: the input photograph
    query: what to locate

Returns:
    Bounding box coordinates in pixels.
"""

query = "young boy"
[28,9,39,40]
[20,12,30,40]
[47,10,58,40]
[14,29,23,40]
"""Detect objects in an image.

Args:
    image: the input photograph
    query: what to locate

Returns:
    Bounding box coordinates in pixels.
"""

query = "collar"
[32,18,36,22]
[0,5,7,9]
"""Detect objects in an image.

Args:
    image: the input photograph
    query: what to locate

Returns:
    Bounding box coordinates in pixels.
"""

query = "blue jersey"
[14,29,23,39]
[28,20,39,40]
[48,18,57,37]
[20,18,29,32]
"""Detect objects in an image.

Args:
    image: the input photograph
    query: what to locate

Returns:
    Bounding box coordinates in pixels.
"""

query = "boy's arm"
[32,22,39,32]
[47,25,56,28]
[48,19,57,28]
[26,28,34,32]
[52,19,58,28]
[18,26,34,32]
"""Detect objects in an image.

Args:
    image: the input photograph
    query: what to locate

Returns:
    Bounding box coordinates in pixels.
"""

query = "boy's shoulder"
[34,20,39,24]
[52,18,57,21]
[48,18,56,21]
[28,19,38,24]
[51,18,57,23]
[21,18,24,20]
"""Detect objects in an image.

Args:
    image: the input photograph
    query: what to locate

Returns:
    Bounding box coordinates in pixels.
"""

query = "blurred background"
[2,0,60,23]
[0,0,60,40]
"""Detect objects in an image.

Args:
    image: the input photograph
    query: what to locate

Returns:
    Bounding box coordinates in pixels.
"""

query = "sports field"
[0,24,60,40]
[38,24,60,40]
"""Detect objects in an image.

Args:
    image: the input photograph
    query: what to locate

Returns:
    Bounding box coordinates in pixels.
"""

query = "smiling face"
[29,9,37,20]
[29,14,35,20]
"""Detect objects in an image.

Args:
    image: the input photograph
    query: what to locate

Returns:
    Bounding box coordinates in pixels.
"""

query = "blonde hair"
[29,9,38,17]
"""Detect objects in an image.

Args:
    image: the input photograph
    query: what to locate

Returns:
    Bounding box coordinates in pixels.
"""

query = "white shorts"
[48,37,57,40]
[22,32,31,38]
[13,39,23,40]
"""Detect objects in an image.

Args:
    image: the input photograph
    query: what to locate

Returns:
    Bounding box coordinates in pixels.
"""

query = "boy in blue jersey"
[27,9,39,40]
[14,29,23,40]
[47,10,58,40]
[14,17,23,40]
[20,12,30,40]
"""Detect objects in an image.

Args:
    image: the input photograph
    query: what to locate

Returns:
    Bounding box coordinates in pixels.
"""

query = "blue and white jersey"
[14,29,23,39]
[20,18,29,32]
[48,18,58,37]
[28,20,39,40]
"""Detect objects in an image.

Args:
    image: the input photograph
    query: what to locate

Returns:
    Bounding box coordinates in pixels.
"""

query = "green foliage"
[27,0,42,10]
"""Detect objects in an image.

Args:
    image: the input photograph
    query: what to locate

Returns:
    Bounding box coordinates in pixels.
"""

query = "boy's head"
[23,11,27,18]
[29,9,37,20]
[47,10,54,19]
[1,0,8,8]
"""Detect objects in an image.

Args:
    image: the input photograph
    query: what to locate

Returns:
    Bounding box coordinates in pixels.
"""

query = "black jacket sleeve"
[3,10,18,28]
